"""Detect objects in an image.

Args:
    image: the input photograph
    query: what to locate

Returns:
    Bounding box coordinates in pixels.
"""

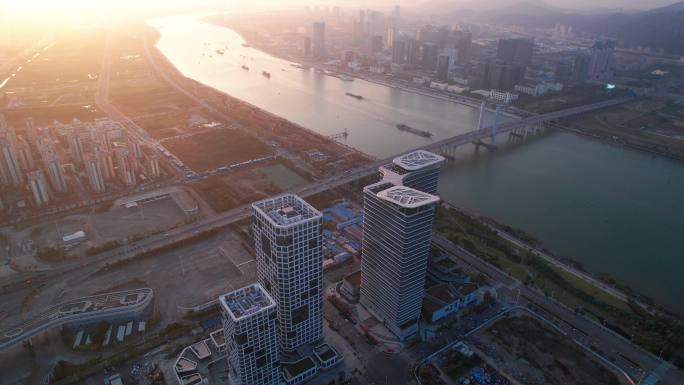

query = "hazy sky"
[0,0,677,23]
[0,0,677,13]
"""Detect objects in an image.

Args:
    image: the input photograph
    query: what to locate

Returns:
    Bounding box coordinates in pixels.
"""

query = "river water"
[150,15,684,314]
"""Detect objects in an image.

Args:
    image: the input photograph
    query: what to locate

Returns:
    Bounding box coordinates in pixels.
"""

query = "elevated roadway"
[0,96,635,297]
[0,288,153,352]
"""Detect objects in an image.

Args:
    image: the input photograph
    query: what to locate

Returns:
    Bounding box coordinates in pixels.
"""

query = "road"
[4,27,632,289]
[0,89,637,317]
[432,235,684,385]
[95,32,158,151]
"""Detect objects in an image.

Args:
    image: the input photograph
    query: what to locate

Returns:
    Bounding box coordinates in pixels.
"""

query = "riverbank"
[557,121,684,163]
[200,16,514,119]
[434,204,684,366]
[152,12,684,324]
[145,25,374,170]
[202,15,684,165]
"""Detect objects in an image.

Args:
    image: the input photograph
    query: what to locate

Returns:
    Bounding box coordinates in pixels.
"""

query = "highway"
[420,96,634,153]
[432,235,684,385]
[95,33,159,152]
[75,28,637,284]
[0,288,153,352]
[0,92,635,300]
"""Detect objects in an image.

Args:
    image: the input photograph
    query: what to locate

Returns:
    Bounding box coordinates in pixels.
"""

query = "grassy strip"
[435,205,684,365]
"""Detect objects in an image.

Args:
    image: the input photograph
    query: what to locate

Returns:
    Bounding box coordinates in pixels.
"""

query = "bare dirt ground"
[163,128,273,171]
[189,164,284,212]
[91,198,186,240]
[471,314,622,385]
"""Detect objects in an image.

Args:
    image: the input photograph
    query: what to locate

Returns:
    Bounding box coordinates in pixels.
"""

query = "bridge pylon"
[491,104,502,146]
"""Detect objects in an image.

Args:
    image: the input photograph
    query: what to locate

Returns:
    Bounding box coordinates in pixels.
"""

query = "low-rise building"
[104,372,124,385]
[427,253,470,285]
[429,81,448,91]
[422,283,481,323]
[63,230,86,249]
[515,81,547,97]
[489,90,519,104]
[282,357,318,385]
[341,270,361,300]
[447,85,469,94]
[313,344,341,370]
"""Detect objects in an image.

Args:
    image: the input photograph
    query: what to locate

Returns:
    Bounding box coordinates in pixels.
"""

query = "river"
[149,15,684,314]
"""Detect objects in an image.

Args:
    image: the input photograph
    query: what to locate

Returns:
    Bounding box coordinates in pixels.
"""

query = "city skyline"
[0,2,682,385]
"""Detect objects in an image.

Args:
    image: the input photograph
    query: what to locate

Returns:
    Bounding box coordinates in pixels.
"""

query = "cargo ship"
[345,92,363,100]
[290,63,311,70]
[396,123,432,138]
[262,71,271,78]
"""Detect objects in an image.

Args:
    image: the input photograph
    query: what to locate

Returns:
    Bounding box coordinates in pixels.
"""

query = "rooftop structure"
[190,340,211,360]
[313,344,341,370]
[253,194,321,227]
[282,356,318,385]
[209,329,226,352]
[379,150,444,194]
[392,150,445,171]
[175,357,198,374]
[116,188,198,215]
[376,186,440,208]
[219,284,275,322]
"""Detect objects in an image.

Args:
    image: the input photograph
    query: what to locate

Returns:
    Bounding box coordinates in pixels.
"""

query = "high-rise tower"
[378,150,445,194]
[84,153,106,193]
[312,22,326,59]
[360,183,440,340]
[220,284,280,385]
[27,170,50,206]
[361,150,443,341]
[252,194,323,352]
[0,136,23,187]
[43,152,67,193]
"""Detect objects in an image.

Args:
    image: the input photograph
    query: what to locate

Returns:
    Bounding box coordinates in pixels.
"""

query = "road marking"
[237,260,254,268]
[179,254,185,276]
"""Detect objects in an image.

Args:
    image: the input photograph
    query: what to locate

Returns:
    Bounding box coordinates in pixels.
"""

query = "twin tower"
[219,150,444,385]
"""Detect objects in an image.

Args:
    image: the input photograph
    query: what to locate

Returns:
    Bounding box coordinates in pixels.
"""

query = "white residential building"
[84,153,106,193]
[27,169,50,206]
[489,89,519,104]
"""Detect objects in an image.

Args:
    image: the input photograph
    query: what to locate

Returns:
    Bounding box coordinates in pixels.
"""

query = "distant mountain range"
[480,1,684,55]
